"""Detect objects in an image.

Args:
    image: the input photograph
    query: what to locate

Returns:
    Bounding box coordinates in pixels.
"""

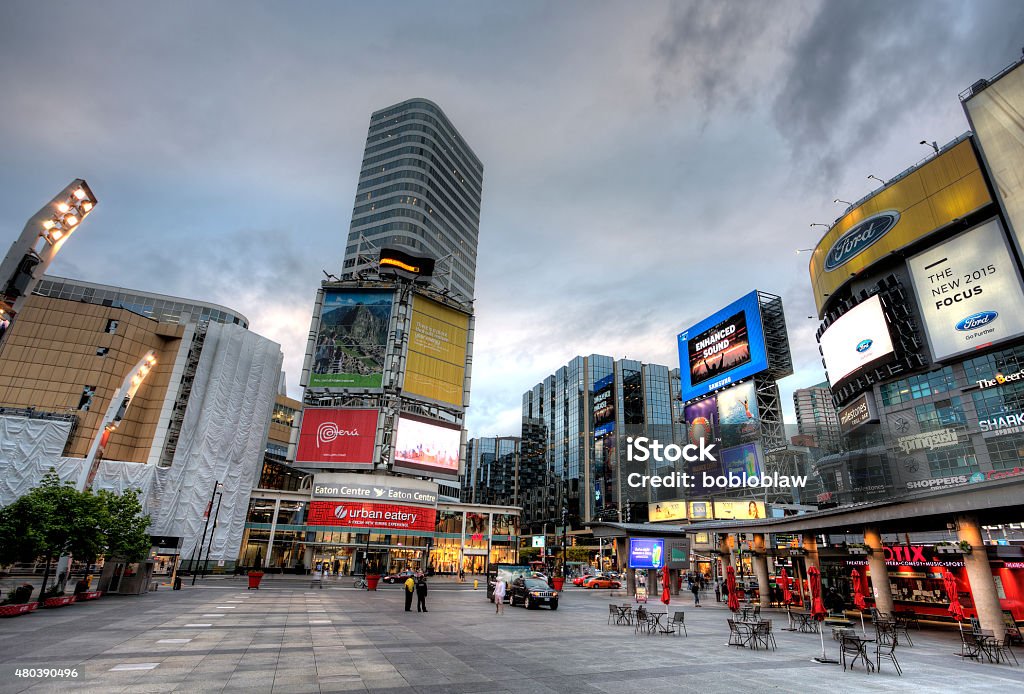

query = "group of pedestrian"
[315,559,342,576]
[404,573,429,612]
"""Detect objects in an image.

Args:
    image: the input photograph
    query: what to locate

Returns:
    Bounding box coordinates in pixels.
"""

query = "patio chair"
[990,636,1019,666]
[608,604,618,625]
[960,631,983,661]
[752,605,761,621]
[752,620,776,651]
[1004,621,1023,647]
[893,613,915,646]
[634,607,653,635]
[840,634,871,672]
[666,611,687,637]
[875,629,902,676]
[727,619,753,648]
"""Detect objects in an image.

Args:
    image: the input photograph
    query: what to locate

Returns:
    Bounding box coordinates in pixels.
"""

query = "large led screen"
[403,295,470,407]
[963,63,1024,263]
[907,218,1024,361]
[717,381,759,447]
[392,414,462,479]
[712,499,766,520]
[629,538,664,569]
[295,408,378,467]
[310,289,393,388]
[677,291,769,402]
[819,295,895,387]
[720,442,763,479]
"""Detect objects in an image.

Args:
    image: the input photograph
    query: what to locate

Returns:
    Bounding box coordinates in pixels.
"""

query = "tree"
[0,471,106,596]
[97,489,151,562]
[0,472,152,597]
[518,547,541,564]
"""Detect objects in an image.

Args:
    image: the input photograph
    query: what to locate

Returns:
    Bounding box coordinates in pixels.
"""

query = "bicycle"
[353,576,368,589]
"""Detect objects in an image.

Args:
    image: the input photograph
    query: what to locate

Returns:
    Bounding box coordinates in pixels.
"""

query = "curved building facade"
[341,98,483,300]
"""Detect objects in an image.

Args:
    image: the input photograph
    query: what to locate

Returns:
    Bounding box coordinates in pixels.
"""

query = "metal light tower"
[0,179,98,330]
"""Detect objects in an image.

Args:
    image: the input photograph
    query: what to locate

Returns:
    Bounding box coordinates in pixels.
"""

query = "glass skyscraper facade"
[341,98,483,300]
[462,436,520,505]
[520,355,684,534]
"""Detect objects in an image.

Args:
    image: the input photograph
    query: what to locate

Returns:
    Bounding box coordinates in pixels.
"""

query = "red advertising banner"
[307,500,437,532]
[296,408,378,465]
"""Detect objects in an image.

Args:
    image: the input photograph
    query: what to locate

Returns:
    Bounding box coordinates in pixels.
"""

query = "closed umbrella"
[726,565,739,612]
[779,568,797,631]
[808,566,836,664]
[851,569,866,635]
[944,570,964,637]
[661,565,671,605]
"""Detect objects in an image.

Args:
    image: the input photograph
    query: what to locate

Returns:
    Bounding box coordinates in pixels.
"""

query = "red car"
[582,575,621,589]
[572,574,595,586]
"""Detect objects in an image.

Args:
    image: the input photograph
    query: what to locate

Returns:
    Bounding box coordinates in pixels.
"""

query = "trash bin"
[247,571,265,590]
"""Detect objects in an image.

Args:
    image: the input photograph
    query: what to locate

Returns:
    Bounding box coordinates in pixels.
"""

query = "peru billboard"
[295,408,379,467]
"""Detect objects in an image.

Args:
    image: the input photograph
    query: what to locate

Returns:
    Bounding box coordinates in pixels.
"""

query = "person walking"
[715,580,722,603]
[691,580,701,607]
[404,575,416,612]
[493,577,506,615]
[416,575,428,612]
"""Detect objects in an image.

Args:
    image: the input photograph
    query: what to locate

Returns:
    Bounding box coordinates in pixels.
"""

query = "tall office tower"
[793,381,841,452]
[341,99,483,301]
[520,355,684,533]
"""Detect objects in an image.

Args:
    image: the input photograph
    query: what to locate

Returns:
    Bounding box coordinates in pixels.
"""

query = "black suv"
[509,577,559,610]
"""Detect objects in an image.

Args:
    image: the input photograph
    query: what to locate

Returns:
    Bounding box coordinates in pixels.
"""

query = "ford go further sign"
[823,211,901,272]
[956,311,998,331]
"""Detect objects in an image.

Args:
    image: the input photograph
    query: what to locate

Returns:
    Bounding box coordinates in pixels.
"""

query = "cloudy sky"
[1,1,1022,438]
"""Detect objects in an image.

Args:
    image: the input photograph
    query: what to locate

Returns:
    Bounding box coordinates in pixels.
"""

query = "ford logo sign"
[955,311,998,332]
[855,339,873,353]
[823,211,901,272]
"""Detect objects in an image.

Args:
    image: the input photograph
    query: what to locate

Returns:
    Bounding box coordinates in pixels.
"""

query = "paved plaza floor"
[1,578,1023,693]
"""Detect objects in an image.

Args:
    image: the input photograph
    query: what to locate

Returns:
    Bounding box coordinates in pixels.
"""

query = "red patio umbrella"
[726,565,739,612]
[943,570,964,636]
[851,569,866,635]
[661,565,671,605]
[808,566,834,664]
[780,568,792,605]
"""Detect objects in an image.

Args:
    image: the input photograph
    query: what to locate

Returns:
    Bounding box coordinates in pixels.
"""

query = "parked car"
[582,575,621,589]
[509,577,559,610]
[383,570,417,584]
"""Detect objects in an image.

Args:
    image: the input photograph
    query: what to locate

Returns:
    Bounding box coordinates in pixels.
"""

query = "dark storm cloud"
[772,0,1024,181]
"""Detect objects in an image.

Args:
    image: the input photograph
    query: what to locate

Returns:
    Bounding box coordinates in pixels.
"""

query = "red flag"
[661,565,670,605]
[779,568,792,606]
[852,569,866,610]
[944,570,964,622]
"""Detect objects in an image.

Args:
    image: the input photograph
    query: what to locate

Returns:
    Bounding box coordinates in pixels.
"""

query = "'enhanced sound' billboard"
[678,291,768,402]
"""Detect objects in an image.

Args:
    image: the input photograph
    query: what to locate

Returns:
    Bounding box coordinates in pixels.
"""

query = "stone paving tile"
[3,579,1024,692]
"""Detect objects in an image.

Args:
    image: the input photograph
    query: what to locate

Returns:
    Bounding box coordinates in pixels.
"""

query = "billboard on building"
[963,63,1024,261]
[678,291,769,402]
[688,501,712,520]
[808,139,992,315]
[819,295,896,387]
[684,396,718,447]
[403,295,470,407]
[310,289,393,388]
[306,500,437,532]
[838,392,878,435]
[907,218,1024,361]
[712,499,767,520]
[720,442,763,479]
[392,414,462,479]
[311,471,438,505]
[717,381,759,447]
[295,408,378,467]
[629,538,664,569]
[648,500,687,522]
[593,373,615,437]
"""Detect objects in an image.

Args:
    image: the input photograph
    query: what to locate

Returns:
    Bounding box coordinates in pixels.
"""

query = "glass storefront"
[240,498,520,575]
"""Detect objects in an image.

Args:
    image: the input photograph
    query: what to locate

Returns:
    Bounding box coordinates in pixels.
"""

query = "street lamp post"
[191,481,223,585]
[200,491,224,580]
[561,506,568,580]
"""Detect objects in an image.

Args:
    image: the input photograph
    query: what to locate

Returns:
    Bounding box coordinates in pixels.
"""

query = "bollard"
[474,579,478,590]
